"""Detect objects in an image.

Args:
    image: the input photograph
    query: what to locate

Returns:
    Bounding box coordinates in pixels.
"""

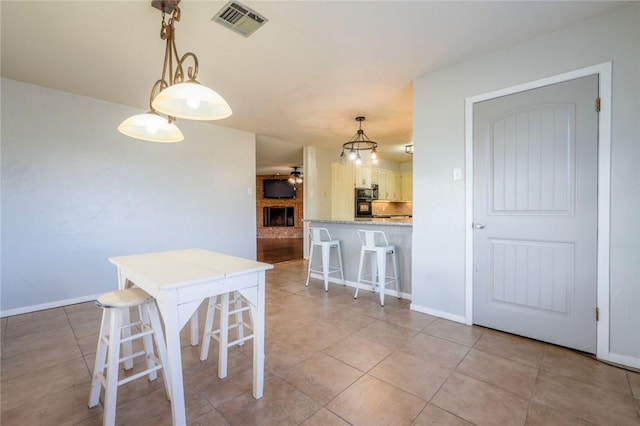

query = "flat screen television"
[263,179,296,199]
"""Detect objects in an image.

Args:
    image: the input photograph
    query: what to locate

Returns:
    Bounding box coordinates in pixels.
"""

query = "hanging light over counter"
[340,116,379,165]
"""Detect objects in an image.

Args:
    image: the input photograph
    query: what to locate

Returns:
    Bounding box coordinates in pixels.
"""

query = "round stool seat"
[96,288,153,308]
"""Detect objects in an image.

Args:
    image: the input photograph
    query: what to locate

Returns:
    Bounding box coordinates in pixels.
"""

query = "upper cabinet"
[400,172,413,201]
[376,169,398,201]
[378,169,393,200]
[355,165,372,188]
[370,167,379,185]
[331,162,355,219]
[375,169,412,201]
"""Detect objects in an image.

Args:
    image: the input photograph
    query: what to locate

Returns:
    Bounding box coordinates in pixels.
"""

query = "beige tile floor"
[1,259,639,425]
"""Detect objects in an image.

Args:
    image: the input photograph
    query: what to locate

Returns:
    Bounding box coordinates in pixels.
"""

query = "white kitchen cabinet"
[367,167,412,201]
[400,172,413,201]
[376,169,387,199]
[370,167,379,186]
[355,165,371,188]
[331,162,355,219]
[390,171,400,201]
[376,169,397,200]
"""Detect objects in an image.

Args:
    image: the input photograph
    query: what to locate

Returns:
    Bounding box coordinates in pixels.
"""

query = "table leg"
[190,312,199,346]
[252,277,266,399]
[218,292,230,378]
[162,296,187,426]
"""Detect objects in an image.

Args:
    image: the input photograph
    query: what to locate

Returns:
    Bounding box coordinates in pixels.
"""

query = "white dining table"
[109,248,273,426]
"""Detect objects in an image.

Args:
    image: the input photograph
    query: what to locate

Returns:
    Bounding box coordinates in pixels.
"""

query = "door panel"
[473,75,598,353]
[489,239,573,314]
[490,105,574,214]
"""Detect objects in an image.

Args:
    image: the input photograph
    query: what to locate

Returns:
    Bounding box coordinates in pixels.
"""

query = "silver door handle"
[473,222,485,229]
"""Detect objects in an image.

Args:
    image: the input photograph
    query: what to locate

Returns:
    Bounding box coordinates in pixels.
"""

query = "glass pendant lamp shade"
[118,112,184,143]
[152,81,232,121]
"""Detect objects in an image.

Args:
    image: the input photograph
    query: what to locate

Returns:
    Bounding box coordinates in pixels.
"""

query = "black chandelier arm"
[339,116,379,163]
[342,141,378,151]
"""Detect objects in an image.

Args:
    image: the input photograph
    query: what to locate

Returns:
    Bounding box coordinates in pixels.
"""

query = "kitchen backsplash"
[371,201,413,216]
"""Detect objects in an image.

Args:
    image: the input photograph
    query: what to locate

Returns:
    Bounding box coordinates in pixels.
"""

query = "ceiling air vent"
[213,1,268,38]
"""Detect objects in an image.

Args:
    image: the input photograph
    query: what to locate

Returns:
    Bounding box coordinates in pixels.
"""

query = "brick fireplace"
[256,176,303,239]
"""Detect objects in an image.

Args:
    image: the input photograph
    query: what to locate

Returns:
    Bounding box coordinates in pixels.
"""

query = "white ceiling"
[1,1,631,175]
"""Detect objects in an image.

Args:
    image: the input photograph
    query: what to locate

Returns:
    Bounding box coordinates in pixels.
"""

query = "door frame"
[464,62,611,361]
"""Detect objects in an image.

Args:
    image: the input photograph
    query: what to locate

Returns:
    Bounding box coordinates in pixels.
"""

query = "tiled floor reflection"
[1,259,639,425]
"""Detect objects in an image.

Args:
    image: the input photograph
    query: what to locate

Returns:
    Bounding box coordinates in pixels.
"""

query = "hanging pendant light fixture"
[118,0,231,143]
[150,1,231,120]
[118,80,184,142]
[340,116,379,165]
[288,167,303,185]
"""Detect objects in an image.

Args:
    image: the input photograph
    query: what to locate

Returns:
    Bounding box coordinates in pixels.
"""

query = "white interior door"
[473,75,598,353]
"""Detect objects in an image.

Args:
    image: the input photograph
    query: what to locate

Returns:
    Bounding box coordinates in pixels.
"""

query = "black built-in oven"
[355,185,378,218]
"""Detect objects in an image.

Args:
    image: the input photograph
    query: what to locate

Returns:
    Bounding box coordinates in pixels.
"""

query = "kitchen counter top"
[305,218,412,227]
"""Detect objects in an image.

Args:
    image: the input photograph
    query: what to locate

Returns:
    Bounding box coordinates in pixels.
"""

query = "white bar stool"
[305,227,345,291]
[200,291,254,379]
[88,288,171,426]
[354,229,400,306]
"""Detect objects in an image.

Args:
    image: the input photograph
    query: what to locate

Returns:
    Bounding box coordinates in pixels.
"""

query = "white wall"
[303,145,333,221]
[400,161,413,174]
[1,78,257,315]
[302,145,334,258]
[412,5,640,364]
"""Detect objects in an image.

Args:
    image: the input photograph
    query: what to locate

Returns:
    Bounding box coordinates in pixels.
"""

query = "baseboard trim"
[602,351,640,370]
[0,293,103,318]
[309,273,412,300]
[409,303,466,324]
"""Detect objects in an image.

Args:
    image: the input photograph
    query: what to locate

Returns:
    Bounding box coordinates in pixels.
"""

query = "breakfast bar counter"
[304,219,412,297]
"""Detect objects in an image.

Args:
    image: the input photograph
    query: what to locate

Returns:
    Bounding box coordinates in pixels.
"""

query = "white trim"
[0,293,103,318]
[309,273,412,300]
[410,303,466,324]
[595,63,612,362]
[605,352,640,370]
[464,63,612,360]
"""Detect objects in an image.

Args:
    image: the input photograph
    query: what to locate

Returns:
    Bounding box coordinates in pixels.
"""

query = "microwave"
[355,184,378,200]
